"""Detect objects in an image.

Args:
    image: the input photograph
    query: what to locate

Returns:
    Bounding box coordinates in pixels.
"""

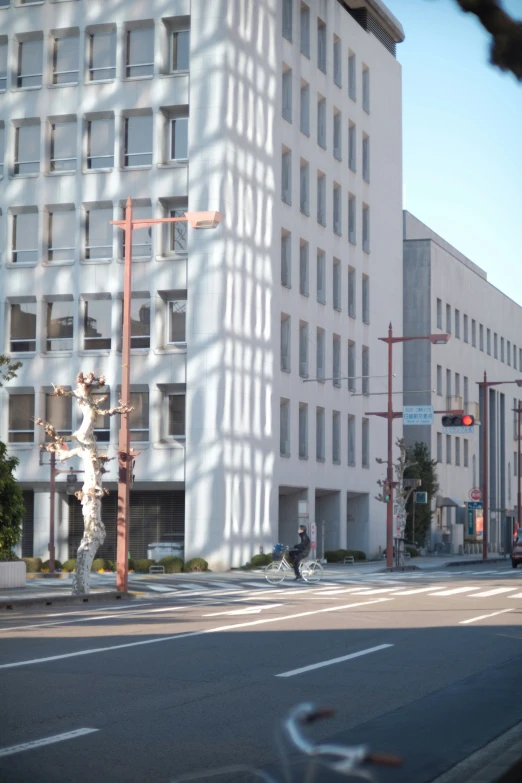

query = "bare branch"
[455,0,522,80]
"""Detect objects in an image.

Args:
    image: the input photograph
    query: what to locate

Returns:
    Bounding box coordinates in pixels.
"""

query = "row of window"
[282,71,370,179]
[6,388,185,444]
[0,22,189,92]
[437,298,522,371]
[435,367,471,404]
[281,152,370,248]
[281,318,370,393]
[0,111,189,177]
[5,295,186,354]
[280,398,370,467]
[281,235,370,317]
[1,203,187,265]
[282,0,370,111]
[435,433,470,467]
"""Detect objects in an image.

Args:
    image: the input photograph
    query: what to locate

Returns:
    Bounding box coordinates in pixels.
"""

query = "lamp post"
[515,402,522,538]
[41,447,83,574]
[110,198,223,593]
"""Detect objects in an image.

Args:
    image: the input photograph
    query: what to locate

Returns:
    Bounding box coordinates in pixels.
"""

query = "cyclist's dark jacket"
[295,532,311,556]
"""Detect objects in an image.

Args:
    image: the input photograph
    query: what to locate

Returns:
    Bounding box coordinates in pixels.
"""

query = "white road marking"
[0,604,191,632]
[0,728,99,757]
[147,586,178,593]
[429,587,479,596]
[203,604,283,617]
[276,644,394,677]
[391,587,449,596]
[459,608,515,625]
[508,593,522,598]
[469,587,517,598]
[0,597,393,670]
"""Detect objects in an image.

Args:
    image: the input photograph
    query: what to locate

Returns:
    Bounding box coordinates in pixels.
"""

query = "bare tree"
[455,0,522,80]
[36,371,132,595]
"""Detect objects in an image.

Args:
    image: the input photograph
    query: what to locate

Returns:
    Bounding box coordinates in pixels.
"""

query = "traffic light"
[384,483,391,502]
[442,414,474,428]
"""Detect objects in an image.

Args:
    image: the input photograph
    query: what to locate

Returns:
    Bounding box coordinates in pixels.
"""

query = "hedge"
[92,558,114,572]
[42,559,63,570]
[250,554,273,567]
[61,559,77,572]
[183,557,208,573]
[22,557,42,573]
[0,550,19,562]
[406,546,419,558]
[159,556,184,573]
[324,549,367,563]
[134,558,157,573]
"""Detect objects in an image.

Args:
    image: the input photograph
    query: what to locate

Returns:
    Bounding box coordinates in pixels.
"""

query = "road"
[1,563,522,782]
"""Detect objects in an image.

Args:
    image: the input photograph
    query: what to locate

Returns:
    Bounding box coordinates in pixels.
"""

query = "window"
[446,304,451,334]
[437,433,442,462]
[124,115,153,167]
[88,30,116,81]
[12,212,38,263]
[129,297,151,349]
[45,393,72,439]
[446,434,451,464]
[83,297,111,350]
[362,134,370,182]
[299,321,308,378]
[282,67,292,122]
[8,394,34,443]
[515,345,518,370]
[92,391,111,442]
[282,0,293,41]
[501,337,505,363]
[455,437,460,466]
[348,194,356,243]
[436,299,442,330]
[171,30,190,71]
[446,369,451,399]
[494,333,498,358]
[316,407,325,461]
[348,415,356,465]
[85,206,112,260]
[317,173,326,226]
[487,328,491,355]
[479,324,484,351]
[455,308,460,338]
[14,124,40,176]
[455,372,461,399]
[333,335,341,387]
[472,319,477,347]
[333,184,341,235]
[508,340,511,366]
[362,204,370,252]
[170,117,188,161]
[436,365,442,396]
[348,52,356,100]
[87,117,114,169]
[126,27,154,78]
[333,259,341,310]
[300,82,310,134]
[316,328,325,381]
[46,300,73,351]
[50,120,76,172]
[464,376,469,404]
[0,123,3,177]
[281,231,291,287]
[332,411,341,463]
[362,66,370,112]
[167,299,186,345]
[519,348,522,370]
[166,394,185,439]
[348,122,356,171]
[169,208,187,253]
[317,20,326,72]
[348,266,356,317]
[462,314,469,343]
[299,403,308,459]
[362,346,369,395]
[317,97,326,148]
[280,399,290,456]
[0,38,6,91]
[300,159,309,214]
[123,204,152,260]
[129,391,149,441]
[48,209,75,262]
[362,418,369,467]
[348,341,356,392]
[333,111,341,160]
[282,148,291,204]
[10,302,37,352]
[17,38,43,88]
[52,34,79,85]
[333,37,341,85]
[464,438,469,467]
[281,315,291,372]
[362,275,370,324]
[316,250,326,303]
[300,4,310,56]
[299,240,309,295]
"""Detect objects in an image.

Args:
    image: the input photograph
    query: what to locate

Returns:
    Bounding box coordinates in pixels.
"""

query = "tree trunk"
[72,496,106,595]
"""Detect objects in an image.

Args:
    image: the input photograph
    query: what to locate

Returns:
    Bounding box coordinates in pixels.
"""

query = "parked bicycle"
[264,544,323,585]
[171,701,401,781]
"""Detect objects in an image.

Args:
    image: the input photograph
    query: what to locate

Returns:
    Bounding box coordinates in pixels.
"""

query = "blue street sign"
[468,509,474,535]
[467,501,483,510]
[442,426,475,435]
[403,405,434,426]
[415,492,428,503]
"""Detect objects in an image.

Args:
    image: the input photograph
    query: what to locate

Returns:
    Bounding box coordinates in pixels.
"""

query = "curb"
[0,590,132,611]
[445,557,507,568]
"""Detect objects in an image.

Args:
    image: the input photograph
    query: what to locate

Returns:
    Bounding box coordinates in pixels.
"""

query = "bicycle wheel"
[300,561,323,583]
[265,562,286,585]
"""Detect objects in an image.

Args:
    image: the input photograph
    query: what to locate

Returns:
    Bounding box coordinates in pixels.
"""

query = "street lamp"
[110,198,223,593]
[40,447,83,574]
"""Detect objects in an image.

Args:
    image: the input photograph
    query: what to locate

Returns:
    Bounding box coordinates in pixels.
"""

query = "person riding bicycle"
[289,525,311,580]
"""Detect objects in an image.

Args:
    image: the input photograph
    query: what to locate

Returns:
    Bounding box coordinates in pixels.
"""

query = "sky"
[385,0,522,304]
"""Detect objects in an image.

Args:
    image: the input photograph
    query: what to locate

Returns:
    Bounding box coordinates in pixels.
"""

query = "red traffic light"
[462,414,474,426]
[441,414,475,428]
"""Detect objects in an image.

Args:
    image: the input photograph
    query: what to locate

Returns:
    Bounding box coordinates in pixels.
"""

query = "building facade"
[403,212,522,554]
[0,0,404,569]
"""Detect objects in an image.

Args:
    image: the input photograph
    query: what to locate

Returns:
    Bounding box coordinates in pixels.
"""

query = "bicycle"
[264,545,323,585]
[171,701,401,781]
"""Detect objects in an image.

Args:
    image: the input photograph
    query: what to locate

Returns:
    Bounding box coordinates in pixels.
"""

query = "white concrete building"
[403,212,522,554]
[0,0,404,569]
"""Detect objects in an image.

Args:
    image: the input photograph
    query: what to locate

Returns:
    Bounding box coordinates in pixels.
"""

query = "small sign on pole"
[415,491,428,503]
[310,522,317,550]
[403,406,434,426]
[469,488,482,502]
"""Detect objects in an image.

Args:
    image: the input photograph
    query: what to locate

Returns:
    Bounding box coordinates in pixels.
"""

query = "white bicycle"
[264,545,323,585]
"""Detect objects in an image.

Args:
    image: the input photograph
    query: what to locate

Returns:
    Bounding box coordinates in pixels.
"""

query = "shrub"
[324,549,366,563]
[183,557,208,573]
[41,559,63,570]
[159,556,184,574]
[128,558,136,571]
[0,550,19,562]
[91,558,113,572]
[22,557,42,573]
[250,554,272,567]
[61,558,77,572]
[134,558,157,573]
[406,546,419,558]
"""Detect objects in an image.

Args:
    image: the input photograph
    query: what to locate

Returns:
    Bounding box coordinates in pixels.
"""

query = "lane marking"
[276,644,394,677]
[508,593,522,598]
[0,602,155,625]
[469,587,517,598]
[0,728,99,758]
[203,603,283,617]
[391,587,450,596]
[428,587,479,596]
[0,597,393,670]
[459,608,514,625]
[0,605,191,632]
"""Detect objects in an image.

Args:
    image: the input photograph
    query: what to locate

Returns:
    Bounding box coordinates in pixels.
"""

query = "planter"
[0,561,27,589]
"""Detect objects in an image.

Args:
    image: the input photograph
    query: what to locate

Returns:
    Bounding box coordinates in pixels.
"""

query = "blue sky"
[385,0,522,303]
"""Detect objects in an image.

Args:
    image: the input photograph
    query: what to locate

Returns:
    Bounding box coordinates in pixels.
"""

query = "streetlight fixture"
[110,198,223,593]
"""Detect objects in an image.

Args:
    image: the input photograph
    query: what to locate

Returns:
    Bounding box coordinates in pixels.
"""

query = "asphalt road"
[1,564,522,782]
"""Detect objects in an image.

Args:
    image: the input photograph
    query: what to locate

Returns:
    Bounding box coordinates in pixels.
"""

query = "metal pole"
[518,403,521,537]
[322,520,325,562]
[412,493,416,549]
[49,451,56,574]
[386,323,394,568]
[482,372,488,561]
[116,197,133,593]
